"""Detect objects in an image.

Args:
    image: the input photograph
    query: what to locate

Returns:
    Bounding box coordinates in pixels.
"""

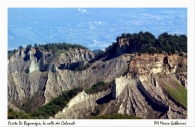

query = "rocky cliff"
[8,48,95,73]
[8,48,131,111]
[54,48,95,70]
[8,39,187,119]
[115,38,141,55]
[52,53,187,119]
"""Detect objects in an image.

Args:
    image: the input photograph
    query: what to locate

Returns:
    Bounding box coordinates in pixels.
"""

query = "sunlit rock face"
[53,72,187,119]
[52,53,187,119]
[8,45,187,119]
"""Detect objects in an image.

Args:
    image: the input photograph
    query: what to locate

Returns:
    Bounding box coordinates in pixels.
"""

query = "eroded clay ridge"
[8,47,130,111]
[53,53,187,119]
[8,36,187,118]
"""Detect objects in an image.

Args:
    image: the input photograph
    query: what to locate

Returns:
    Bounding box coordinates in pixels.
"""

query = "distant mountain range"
[8,8,187,50]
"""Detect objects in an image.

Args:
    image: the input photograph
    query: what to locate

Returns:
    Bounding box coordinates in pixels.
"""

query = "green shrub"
[56,50,67,56]
[31,87,82,118]
[85,81,108,94]
[8,109,33,119]
[90,104,107,116]
[74,63,90,71]
[8,49,17,59]
[176,62,187,73]
[8,87,82,119]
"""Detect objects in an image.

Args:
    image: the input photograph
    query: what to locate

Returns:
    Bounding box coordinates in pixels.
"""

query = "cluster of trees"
[93,31,187,61]
[8,50,16,59]
[8,109,33,119]
[118,31,187,54]
[8,42,88,59]
[35,42,87,52]
[31,87,82,118]
[85,81,108,94]
[8,87,82,119]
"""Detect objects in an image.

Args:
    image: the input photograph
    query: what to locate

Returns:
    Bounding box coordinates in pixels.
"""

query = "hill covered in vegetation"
[118,31,187,54]
[8,31,187,60]
[8,42,88,59]
[94,31,187,59]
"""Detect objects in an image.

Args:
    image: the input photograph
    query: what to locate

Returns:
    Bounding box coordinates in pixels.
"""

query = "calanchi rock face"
[8,45,187,119]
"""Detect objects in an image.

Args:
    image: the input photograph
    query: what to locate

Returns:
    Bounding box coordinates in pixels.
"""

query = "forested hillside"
[116,31,187,54]
[94,31,187,59]
[8,42,88,59]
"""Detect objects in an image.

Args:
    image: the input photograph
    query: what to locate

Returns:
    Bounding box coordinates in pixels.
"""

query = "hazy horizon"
[8,8,187,50]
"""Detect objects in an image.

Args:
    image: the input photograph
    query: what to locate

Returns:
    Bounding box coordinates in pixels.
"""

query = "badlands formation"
[8,38,187,119]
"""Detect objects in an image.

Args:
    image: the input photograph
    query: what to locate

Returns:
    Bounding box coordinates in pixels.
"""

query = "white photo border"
[1,0,194,127]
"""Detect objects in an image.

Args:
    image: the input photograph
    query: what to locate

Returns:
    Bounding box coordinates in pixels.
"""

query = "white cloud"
[78,8,87,14]
[94,40,98,44]
[26,27,31,29]
[132,21,144,25]
[49,34,57,39]
[32,21,38,24]
[89,25,95,29]
[9,35,14,40]
[94,21,102,25]
[87,40,111,50]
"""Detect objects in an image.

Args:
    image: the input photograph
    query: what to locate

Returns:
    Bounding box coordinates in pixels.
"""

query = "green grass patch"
[163,81,187,109]
[85,81,109,94]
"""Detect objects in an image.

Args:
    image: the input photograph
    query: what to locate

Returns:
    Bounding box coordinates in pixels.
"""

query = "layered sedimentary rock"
[8,48,131,108]
[8,39,187,119]
[53,72,186,119]
[53,90,111,119]
[51,52,187,119]
[54,48,95,70]
[8,48,95,74]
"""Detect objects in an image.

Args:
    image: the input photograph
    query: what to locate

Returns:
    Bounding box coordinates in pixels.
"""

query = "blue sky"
[8,8,187,50]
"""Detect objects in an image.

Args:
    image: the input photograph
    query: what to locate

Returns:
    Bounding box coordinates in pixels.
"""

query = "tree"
[19,46,23,49]
[45,44,49,51]
[26,44,32,49]
[34,43,38,49]
[121,33,127,38]
[13,49,17,54]
[116,36,120,42]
